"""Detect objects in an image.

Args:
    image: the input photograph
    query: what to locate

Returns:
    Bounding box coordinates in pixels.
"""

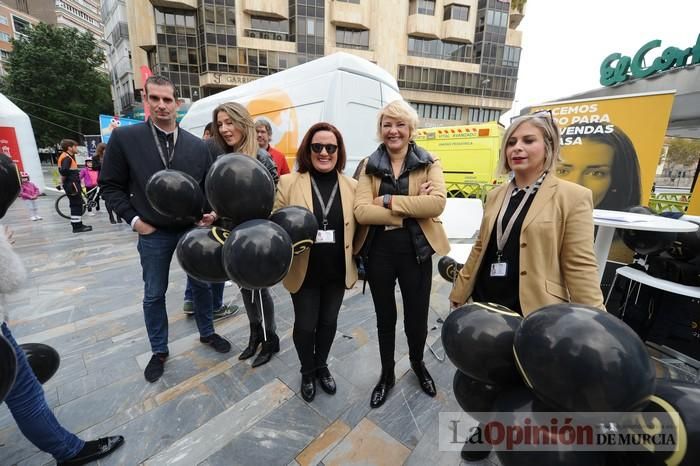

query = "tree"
[0,23,113,147]
[665,137,700,168]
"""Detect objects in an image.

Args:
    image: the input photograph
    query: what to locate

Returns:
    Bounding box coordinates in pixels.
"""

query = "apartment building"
[0,2,39,75]
[101,0,135,115]
[127,0,524,125]
[4,0,104,42]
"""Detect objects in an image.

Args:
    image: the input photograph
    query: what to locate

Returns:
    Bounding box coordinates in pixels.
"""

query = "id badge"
[490,262,507,277]
[316,229,336,244]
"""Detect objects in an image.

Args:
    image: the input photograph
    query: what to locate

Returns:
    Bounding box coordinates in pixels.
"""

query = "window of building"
[0,32,10,42]
[398,65,515,99]
[0,15,8,26]
[336,27,368,50]
[407,36,471,62]
[337,0,360,4]
[248,15,290,41]
[411,102,463,121]
[0,49,11,60]
[154,7,199,98]
[409,0,436,15]
[11,15,31,36]
[443,4,469,21]
[468,107,502,123]
[486,9,508,28]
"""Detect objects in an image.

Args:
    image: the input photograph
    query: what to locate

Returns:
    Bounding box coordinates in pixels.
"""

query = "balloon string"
[258,288,268,341]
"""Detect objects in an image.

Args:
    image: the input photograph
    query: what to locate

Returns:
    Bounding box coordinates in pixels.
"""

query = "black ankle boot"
[252,334,279,368]
[301,374,316,402]
[411,360,437,397]
[239,325,263,360]
[72,222,92,233]
[370,370,395,408]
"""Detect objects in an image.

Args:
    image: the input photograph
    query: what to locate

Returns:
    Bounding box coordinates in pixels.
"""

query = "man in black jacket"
[100,76,231,383]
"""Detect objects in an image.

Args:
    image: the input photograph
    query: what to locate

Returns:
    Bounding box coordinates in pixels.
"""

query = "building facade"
[0,2,39,75]
[127,0,524,125]
[4,0,104,42]
[101,0,135,115]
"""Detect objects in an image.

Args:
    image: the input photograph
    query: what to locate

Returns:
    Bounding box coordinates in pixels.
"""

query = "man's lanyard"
[149,120,178,168]
[495,179,538,260]
[310,176,339,231]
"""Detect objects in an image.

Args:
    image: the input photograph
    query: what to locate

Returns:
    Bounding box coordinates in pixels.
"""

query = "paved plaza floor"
[0,191,494,466]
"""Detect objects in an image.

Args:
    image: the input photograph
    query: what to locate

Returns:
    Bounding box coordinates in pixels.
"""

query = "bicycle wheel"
[55,194,86,219]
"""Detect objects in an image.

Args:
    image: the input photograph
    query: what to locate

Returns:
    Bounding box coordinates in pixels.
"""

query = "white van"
[179,52,403,174]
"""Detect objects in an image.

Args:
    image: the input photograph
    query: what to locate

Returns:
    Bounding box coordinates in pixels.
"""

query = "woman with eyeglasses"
[449,112,605,316]
[274,122,358,402]
[209,102,280,368]
[354,100,450,409]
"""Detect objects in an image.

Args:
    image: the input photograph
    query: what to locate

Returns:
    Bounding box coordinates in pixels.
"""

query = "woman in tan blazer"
[449,112,605,317]
[274,122,358,403]
[354,100,449,409]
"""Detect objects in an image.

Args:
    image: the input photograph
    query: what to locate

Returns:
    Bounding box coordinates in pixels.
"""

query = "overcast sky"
[503,0,700,122]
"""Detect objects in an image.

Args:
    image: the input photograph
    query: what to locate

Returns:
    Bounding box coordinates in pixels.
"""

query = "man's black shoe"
[144,353,167,383]
[200,333,231,353]
[301,374,316,402]
[316,367,337,394]
[370,372,395,408]
[72,223,92,233]
[410,360,437,397]
[58,435,125,465]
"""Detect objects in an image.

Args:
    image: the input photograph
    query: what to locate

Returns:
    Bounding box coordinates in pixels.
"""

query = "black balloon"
[669,218,700,261]
[453,370,502,423]
[19,343,60,384]
[176,226,230,283]
[438,256,463,282]
[0,335,17,403]
[222,219,293,289]
[622,379,700,466]
[145,169,204,223]
[269,206,318,255]
[620,206,675,255]
[442,302,523,385]
[0,154,21,219]
[494,386,606,466]
[513,303,655,412]
[206,154,275,227]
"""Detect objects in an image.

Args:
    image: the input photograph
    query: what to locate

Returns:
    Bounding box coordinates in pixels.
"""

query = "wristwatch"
[383,194,392,209]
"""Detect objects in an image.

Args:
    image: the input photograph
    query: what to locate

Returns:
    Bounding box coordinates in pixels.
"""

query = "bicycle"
[55,185,101,219]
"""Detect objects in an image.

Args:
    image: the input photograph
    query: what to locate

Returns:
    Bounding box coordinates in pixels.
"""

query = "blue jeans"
[184,278,224,309]
[137,229,215,354]
[2,323,84,461]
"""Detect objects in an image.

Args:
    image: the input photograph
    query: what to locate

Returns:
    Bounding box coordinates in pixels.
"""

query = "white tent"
[0,92,46,191]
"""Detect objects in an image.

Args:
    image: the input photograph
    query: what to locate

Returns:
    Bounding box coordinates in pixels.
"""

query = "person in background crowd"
[274,122,358,402]
[57,139,91,233]
[94,143,122,225]
[354,100,449,409]
[0,155,124,465]
[209,102,280,368]
[79,159,99,215]
[255,119,290,176]
[19,172,42,221]
[100,75,231,384]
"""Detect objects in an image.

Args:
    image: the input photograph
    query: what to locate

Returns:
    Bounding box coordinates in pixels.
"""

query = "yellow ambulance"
[414,122,505,188]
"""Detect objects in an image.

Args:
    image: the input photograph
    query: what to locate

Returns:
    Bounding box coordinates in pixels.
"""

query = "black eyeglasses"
[510,109,554,124]
[310,143,338,154]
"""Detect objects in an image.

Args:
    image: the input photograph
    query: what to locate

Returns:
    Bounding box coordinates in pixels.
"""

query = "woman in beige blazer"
[274,122,357,403]
[354,100,449,409]
[449,112,605,316]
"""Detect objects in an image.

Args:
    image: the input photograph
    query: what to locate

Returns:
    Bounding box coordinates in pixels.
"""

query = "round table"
[592,209,699,280]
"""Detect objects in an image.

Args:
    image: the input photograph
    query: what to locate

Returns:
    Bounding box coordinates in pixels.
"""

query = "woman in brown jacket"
[274,122,357,403]
[354,100,449,408]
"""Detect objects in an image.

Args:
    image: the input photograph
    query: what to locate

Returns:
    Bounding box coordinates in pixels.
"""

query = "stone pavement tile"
[56,357,141,404]
[296,419,352,466]
[0,423,40,465]
[34,351,86,388]
[146,380,296,465]
[98,388,226,466]
[159,345,237,389]
[202,395,328,466]
[322,417,411,466]
[366,370,445,449]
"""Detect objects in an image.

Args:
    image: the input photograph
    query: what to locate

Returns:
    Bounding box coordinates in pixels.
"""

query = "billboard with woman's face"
[530,91,675,212]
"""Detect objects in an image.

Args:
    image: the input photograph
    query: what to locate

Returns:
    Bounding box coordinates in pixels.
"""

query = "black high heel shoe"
[239,324,263,360]
[370,370,395,408]
[252,334,279,368]
[411,360,436,397]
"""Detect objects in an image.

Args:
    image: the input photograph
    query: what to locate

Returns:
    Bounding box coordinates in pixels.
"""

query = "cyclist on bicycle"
[58,139,92,233]
[79,159,100,215]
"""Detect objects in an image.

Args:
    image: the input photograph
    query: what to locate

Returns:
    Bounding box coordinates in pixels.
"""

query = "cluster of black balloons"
[620,205,700,259]
[145,154,319,289]
[1,338,61,403]
[442,301,700,465]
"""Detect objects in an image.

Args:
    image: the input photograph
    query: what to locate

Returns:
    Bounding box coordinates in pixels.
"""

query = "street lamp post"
[480,78,491,121]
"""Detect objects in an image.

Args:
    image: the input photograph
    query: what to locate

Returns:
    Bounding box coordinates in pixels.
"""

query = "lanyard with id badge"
[311,177,339,244]
[492,182,535,278]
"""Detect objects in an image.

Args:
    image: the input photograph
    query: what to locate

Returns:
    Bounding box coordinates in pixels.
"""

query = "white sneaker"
[224,280,233,287]
[36,215,43,220]
[30,216,38,221]
[87,212,96,216]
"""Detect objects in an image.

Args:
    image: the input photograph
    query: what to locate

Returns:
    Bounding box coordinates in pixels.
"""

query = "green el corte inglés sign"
[600,33,700,86]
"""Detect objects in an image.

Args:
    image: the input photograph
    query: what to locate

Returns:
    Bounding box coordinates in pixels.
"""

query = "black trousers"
[291,280,346,375]
[240,288,276,339]
[367,229,432,371]
[62,180,83,220]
